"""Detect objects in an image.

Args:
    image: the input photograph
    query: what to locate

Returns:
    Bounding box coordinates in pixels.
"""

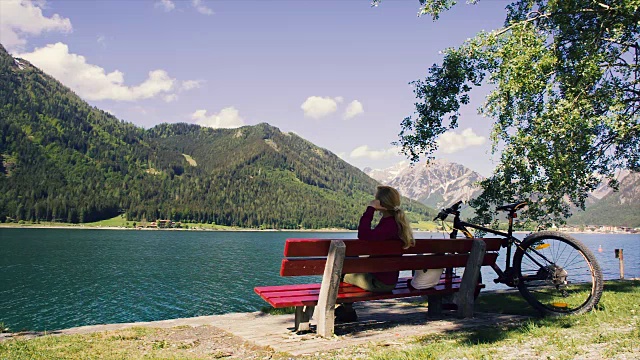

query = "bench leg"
[428,295,443,317]
[316,240,346,338]
[457,240,486,318]
[294,306,315,332]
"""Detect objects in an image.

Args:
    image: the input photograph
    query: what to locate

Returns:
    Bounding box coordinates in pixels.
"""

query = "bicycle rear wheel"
[513,231,603,315]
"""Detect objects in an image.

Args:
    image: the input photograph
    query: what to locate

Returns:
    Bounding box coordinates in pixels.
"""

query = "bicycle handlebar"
[433,200,463,221]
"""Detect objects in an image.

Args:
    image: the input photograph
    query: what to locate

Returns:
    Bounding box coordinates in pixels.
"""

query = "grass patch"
[0,216,133,229]
[178,222,238,230]
[362,280,640,360]
[475,290,542,316]
[260,306,296,315]
[0,216,240,230]
[82,216,239,230]
[411,221,440,232]
[182,153,197,166]
[0,326,281,360]
[0,322,10,333]
[83,215,130,228]
[0,327,156,360]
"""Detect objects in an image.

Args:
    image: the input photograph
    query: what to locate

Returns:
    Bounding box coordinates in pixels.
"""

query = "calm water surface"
[0,228,638,331]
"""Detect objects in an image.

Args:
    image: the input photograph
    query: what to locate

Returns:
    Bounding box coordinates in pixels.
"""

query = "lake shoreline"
[0,223,636,235]
[0,224,356,232]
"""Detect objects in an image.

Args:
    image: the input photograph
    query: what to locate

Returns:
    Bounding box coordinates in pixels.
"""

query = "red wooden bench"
[254,238,501,337]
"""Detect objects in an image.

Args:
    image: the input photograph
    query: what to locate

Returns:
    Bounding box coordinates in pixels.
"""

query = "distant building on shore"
[557,225,638,234]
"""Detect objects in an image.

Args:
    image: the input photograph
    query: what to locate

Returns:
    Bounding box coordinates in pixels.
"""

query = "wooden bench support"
[294,305,315,332]
[316,240,346,338]
[456,239,486,318]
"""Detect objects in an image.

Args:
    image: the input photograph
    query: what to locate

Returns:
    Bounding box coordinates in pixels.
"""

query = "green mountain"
[568,172,640,228]
[0,44,434,229]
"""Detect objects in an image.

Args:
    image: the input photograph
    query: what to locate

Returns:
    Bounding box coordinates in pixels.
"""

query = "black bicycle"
[434,200,604,315]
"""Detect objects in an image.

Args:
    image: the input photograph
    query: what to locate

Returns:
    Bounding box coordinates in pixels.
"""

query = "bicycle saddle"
[496,201,528,212]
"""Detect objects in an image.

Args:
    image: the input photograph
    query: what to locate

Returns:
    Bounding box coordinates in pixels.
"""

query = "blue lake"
[0,228,638,331]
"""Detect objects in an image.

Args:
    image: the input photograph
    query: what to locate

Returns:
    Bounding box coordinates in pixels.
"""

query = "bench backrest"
[280,238,501,276]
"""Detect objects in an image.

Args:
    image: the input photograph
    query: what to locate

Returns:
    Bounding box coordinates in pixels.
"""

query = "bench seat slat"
[255,277,472,308]
[257,286,365,298]
[254,276,460,296]
[263,282,483,308]
[254,283,327,294]
[255,276,462,298]
[281,253,498,276]
[284,238,502,257]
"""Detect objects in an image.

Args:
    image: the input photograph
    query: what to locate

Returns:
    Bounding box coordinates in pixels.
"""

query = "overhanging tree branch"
[393,0,639,226]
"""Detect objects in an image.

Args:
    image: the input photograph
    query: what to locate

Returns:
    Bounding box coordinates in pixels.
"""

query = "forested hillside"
[569,172,640,228]
[0,45,433,229]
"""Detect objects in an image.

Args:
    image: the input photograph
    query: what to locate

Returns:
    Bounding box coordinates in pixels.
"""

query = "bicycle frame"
[435,201,604,315]
[447,210,549,287]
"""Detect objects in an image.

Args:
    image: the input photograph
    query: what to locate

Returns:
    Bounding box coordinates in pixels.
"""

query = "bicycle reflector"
[552,302,568,308]
[535,243,551,250]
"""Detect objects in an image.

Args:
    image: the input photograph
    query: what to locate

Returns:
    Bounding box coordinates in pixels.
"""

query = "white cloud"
[156,80,203,102]
[0,0,72,51]
[344,100,364,119]
[192,0,213,15]
[350,145,400,160]
[17,42,176,101]
[301,96,338,119]
[191,107,244,128]
[437,128,487,154]
[181,79,204,91]
[334,96,344,103]
[155,0,175,12]
[164,94,178,103]
[96,34,106,48]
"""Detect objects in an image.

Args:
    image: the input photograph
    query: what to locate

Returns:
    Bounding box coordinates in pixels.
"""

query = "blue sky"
[1,0,511,176]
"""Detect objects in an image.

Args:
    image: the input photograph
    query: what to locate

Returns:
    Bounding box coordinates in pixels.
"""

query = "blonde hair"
[375,185,415,249]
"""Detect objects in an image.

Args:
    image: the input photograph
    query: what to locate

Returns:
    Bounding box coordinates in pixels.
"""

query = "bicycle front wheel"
[514,231,603,315]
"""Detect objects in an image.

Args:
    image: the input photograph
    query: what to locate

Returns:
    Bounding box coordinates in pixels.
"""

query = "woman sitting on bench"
[336,185,415,321]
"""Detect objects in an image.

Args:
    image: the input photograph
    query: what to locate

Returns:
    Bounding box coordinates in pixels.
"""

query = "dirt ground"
[2,295,638,359]
[142,325,279,359]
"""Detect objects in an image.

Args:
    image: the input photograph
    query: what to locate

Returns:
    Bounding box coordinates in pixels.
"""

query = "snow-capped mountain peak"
[364,159,484,209]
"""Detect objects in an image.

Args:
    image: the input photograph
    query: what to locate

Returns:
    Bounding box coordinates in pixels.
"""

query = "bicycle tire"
[513,231,603,315]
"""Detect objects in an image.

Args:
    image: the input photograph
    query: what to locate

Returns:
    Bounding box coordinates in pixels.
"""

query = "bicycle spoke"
[515,232,602,315]
[553,244,567,262]
[563,252,585,270]
[551,245,560,265]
